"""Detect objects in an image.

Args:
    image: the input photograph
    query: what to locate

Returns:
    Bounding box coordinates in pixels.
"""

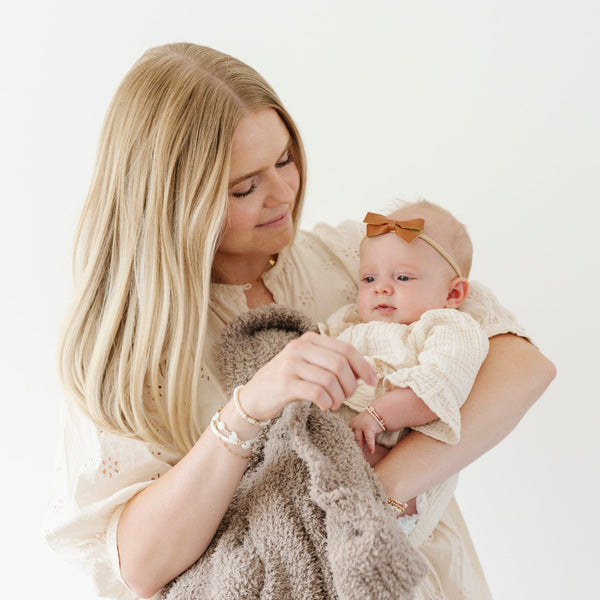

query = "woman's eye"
[230,181,257,198]
[397,275,410,282]
[276,150,295,168]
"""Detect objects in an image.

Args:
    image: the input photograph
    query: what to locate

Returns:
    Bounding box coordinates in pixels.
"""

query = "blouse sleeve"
[459,280,529,340]
[44,400,178,599]
[310,220,365,286]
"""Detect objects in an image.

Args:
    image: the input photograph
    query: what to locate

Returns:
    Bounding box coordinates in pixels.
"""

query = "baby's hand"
[349,409,384,454]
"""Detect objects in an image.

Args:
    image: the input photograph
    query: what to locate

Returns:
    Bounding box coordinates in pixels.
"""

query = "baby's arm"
[349,387,436,454]
[385,310,489,444]
[350,310,488,454]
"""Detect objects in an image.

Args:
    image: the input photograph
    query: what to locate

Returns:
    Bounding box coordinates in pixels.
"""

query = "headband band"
[362,212,463,278]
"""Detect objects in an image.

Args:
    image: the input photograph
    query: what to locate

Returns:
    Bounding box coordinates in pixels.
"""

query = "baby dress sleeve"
[44,399,178,599]
[383,310,490,444]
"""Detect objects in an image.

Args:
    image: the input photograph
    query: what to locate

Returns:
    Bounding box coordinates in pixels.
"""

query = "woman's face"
[217,108,300,263]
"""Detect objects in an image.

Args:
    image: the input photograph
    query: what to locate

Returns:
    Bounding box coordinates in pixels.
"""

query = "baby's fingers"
[352,427,365,450]
[364,430,377,454]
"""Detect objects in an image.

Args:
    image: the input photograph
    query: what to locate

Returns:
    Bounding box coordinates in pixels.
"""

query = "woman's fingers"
[288,379,338,412]
[288,333,377,394]
[304,332,378,386]
[293,361,346,410]
[243,332,376,418]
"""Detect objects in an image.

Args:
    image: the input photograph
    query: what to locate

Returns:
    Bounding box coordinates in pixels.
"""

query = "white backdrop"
[2,1,598,598]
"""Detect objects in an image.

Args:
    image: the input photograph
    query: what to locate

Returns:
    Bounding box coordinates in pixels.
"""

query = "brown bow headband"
[363,212,463,278]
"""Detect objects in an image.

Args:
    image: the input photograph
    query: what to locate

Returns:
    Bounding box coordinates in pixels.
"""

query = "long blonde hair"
[59,43,306,453]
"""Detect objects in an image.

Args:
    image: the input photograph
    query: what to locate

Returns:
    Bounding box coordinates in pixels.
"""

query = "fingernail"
[369,373,378,386]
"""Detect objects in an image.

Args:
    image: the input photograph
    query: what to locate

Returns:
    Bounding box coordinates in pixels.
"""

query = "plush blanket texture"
[158,306,427,600]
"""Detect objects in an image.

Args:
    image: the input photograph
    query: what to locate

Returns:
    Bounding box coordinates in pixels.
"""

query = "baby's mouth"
[375,304,396,313]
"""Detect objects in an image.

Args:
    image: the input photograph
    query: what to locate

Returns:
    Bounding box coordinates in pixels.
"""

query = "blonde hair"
[59,43,306,453]
[388,199,473,277]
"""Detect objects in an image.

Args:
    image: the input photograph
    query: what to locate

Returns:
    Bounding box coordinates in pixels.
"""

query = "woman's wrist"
[219,393,262,446]
[236,379,284,423]
[210,407,258,456]
[387,497,408,518]
[232,385,272,427]
[207,385,273,459]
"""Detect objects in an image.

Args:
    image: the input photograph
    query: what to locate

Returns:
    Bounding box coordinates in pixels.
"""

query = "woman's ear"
[444,277,469,309]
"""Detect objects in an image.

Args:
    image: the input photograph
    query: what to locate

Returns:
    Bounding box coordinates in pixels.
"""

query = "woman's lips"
[257,211,290,228]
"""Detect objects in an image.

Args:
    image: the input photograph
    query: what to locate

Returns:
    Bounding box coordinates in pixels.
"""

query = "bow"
[362,211,463,277]
[363,212,425,243]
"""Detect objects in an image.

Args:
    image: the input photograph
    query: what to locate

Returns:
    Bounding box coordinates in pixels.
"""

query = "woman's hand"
[237,331,378,422]
[119,333,376,598]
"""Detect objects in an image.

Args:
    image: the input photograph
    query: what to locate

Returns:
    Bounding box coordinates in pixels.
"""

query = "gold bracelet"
[366,405,386,431]
[219,439,252,460]
[387,497,409,518]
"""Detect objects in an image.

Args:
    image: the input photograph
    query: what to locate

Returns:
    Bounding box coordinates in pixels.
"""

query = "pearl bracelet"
[210,409,258,450]
[233,385,271,427]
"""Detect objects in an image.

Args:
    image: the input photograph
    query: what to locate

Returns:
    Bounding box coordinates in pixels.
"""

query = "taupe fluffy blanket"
[158,306,427,600]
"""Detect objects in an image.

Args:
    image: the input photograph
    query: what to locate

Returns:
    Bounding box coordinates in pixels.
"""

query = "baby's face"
[357,232,456,325]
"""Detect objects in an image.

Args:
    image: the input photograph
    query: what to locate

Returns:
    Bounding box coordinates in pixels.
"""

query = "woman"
[46,43,555,599]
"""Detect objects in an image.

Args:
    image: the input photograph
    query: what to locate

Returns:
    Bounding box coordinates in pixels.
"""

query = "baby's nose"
[375,281,392,294]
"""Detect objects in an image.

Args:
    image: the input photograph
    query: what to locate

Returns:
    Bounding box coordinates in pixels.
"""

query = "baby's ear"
[445,277,469,309]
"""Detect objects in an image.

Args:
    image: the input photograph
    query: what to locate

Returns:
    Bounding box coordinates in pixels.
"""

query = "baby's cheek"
[356,291,371,322]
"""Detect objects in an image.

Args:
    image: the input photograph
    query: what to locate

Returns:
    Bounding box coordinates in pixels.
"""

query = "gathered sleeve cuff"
[44,399,179,599]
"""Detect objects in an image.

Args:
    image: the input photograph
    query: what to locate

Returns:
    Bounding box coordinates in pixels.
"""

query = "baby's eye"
[396,275,411,282]
[362,275,375,283]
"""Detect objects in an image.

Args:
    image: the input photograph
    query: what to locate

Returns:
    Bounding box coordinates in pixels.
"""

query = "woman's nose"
[265,170,296,206]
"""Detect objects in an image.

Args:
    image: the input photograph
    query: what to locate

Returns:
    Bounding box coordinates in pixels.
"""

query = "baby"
[319,200,489,533]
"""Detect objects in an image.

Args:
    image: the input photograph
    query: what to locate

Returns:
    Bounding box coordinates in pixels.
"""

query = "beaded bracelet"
[387,498,409,518]
[233,385,271,427]
[210,409,258,450]
[366,405,386,432]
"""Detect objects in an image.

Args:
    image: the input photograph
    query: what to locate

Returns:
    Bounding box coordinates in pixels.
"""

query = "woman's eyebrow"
[228,137,292,187]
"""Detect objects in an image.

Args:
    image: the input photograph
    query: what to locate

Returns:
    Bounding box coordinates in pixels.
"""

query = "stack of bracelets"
[365,404,386,431]
[387,497,409,518]
[209,385,271,458]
